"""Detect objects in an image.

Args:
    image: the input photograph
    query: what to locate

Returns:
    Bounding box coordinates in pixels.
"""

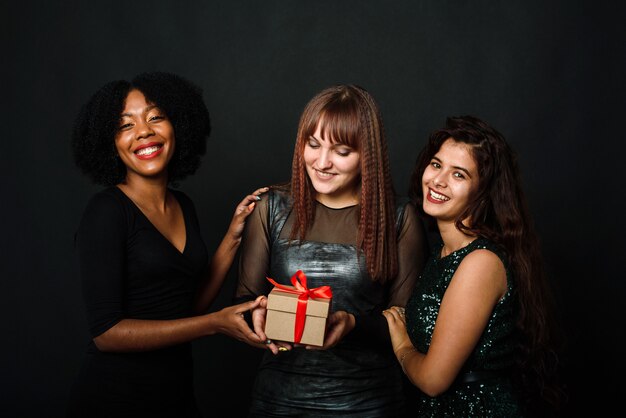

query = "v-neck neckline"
[114,187,188,255]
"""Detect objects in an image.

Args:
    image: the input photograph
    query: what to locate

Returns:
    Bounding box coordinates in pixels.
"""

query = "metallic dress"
[405,238,523,417]
[237,188,427,417]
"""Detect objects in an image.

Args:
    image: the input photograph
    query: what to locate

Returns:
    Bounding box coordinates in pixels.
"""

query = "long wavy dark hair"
[410,116,566,414]
[290,84,398,283]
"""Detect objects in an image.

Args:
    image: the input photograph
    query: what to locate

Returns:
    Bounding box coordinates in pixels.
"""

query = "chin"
[313,187,335,196]
[422,204,441,218]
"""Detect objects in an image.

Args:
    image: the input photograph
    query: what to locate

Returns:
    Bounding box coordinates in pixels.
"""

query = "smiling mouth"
[429,189,450,202]
[135,145,162,156]
[314,168,335,178]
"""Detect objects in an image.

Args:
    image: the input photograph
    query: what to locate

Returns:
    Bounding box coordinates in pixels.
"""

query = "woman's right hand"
[226,187,269,241]
[382,306,413,355]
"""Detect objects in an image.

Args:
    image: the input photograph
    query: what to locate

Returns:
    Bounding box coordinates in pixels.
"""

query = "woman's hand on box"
[251,295,293,355]
[304,310,355,350]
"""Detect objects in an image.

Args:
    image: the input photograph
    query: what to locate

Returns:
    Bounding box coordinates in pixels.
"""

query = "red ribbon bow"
[266,270,332,344]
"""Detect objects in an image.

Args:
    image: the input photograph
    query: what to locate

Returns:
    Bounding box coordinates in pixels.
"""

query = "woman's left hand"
[382,306,413,354]
[303,310,355,350]
[250,295,293,355]
[227,187,269,241]
[211,298,265,346]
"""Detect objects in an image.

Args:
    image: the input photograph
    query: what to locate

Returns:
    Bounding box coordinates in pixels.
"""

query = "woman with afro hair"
[67,72,268,418]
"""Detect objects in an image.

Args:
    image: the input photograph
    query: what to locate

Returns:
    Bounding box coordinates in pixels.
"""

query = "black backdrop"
[3,1,624,416]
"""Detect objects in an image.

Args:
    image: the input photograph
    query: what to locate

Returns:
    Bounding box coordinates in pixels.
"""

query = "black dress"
[236,188,428,417]
[67,187,208,418]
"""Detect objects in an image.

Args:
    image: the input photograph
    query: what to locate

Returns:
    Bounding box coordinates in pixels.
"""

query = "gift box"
[264,270,332,347]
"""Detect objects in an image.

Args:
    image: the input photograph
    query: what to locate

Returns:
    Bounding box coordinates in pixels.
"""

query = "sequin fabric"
[405,238,523,417]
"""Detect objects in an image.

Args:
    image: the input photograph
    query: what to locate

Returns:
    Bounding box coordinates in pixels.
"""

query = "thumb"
[240,298,261,312]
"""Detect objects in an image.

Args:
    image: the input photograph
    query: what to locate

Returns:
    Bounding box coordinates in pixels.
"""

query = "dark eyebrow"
[120,105,158,117]
[431,156,472,178]
[453,165,472,178]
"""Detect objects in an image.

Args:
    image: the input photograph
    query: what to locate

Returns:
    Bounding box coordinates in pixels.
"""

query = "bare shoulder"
[453,249,507,299]
[462,248,504,268]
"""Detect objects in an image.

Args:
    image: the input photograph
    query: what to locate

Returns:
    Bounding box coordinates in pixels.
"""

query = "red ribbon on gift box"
[266,270,332,344]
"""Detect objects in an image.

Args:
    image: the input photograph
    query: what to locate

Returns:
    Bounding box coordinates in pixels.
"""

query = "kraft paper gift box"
[264,271,332,347]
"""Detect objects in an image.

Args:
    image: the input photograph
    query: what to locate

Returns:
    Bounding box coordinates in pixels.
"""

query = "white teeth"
[136,146,160,156]
[316,170,333,178]
[430,189,449,201]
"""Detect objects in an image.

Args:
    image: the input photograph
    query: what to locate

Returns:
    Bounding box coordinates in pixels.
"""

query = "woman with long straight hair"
[235,84,428,416]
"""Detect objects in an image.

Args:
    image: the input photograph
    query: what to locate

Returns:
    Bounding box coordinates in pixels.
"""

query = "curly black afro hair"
[72,71,210,186]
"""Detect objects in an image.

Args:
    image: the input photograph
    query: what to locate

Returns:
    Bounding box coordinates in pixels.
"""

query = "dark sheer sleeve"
[75,190,127,338]
[387,201,428,306]
[234,193,273,304]
[349,201,428,345]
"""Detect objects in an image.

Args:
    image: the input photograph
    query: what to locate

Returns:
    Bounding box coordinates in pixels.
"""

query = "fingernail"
[255,196,261,201]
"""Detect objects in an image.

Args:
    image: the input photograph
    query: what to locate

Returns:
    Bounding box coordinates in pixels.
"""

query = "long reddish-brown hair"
[290,84,397,282]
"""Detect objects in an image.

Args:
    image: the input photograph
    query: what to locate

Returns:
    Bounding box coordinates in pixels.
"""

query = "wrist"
[223,231,242,250]
[348,313,356,330]
[202,312,218,337]
[398,347,417,374]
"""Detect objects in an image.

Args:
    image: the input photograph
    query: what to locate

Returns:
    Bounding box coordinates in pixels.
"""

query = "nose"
[317,149,332,170]
[432,172,446,188]
[135,119,155,140]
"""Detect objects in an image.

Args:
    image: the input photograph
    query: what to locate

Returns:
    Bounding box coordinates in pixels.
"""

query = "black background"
[3,1,624,416]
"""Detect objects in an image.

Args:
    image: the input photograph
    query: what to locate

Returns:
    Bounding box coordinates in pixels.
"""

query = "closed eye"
[307,137,320,148]
[335,147,353,157]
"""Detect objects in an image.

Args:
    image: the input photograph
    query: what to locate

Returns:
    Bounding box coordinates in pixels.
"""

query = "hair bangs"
[314,101,362,150]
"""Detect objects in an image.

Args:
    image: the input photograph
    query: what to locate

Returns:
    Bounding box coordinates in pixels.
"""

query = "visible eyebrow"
[454,166,472,178]
[120,105,158,117]
[432,156,473,178]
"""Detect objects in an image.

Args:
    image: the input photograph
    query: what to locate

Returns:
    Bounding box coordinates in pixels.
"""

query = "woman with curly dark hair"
[67,72,268,418]
[383,115,565,416]
[235,84,428,416]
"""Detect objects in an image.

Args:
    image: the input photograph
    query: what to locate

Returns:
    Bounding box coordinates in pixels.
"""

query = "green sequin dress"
[405,238,523,417]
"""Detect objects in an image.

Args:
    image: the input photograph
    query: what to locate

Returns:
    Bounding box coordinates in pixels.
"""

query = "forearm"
[93,314,220,352]
[194,234,241,313]
[397,348,454,397]
[194,189,267,313]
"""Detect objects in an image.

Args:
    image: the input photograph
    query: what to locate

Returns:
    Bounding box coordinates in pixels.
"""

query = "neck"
[117,174,169,212]
[314,184,361,209]
[437,219,476,257]
[315,193,360,209]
